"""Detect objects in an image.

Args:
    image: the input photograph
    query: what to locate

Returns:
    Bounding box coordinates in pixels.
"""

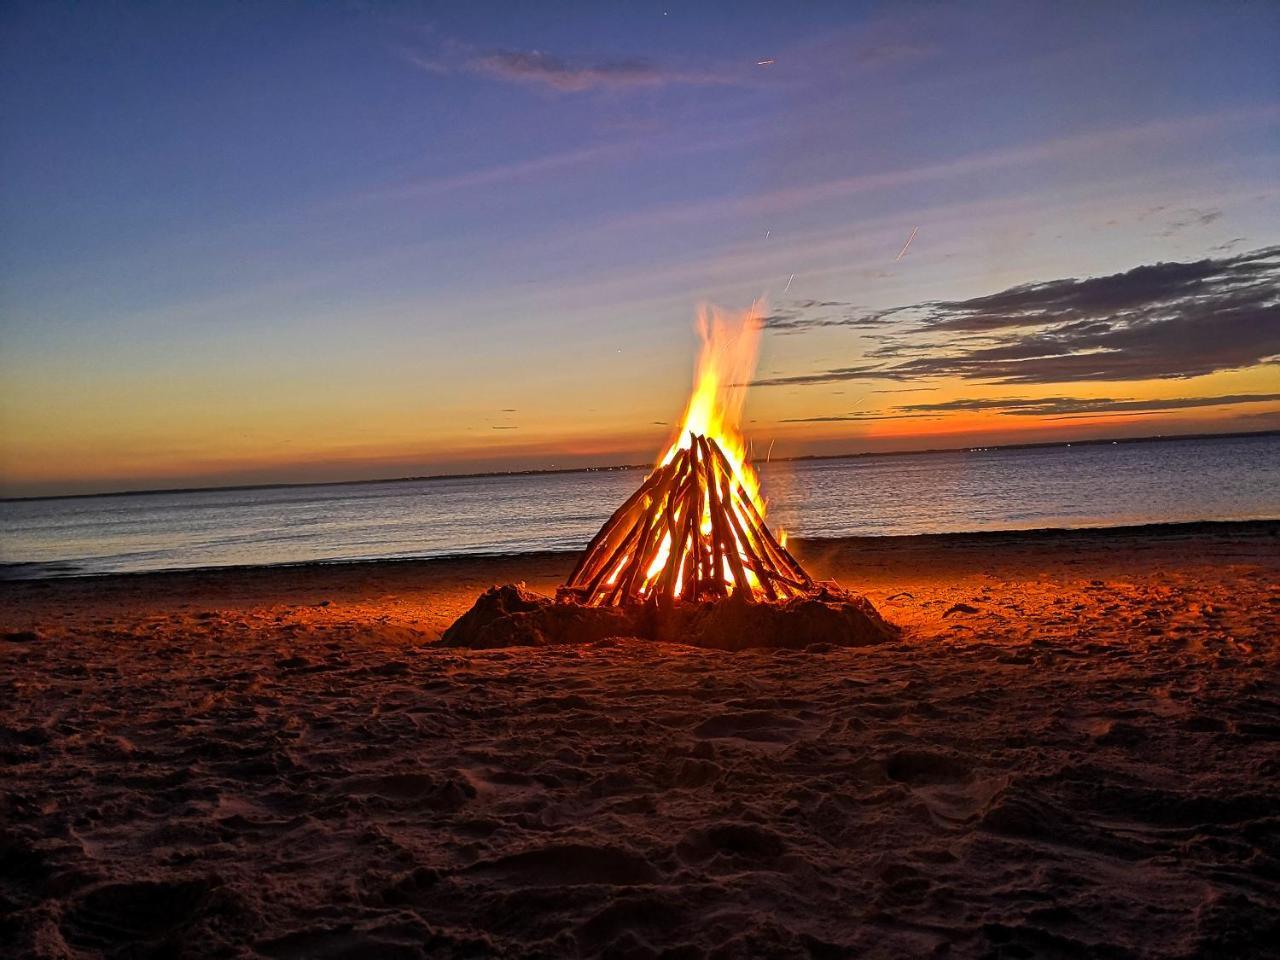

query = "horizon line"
[3,427,1276,505]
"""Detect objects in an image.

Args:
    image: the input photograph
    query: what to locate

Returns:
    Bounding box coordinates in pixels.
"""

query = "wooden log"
[687,438,705,599]
[650,463,695,601]
[696,437,725,596]
[725,474,811,588]
[699,436,747,598]
[616,458,686,600]
[719,479,777,601]
[661,462,697,602]
[702,438,809,595]
[762,570,810,591]
[713,470,754,597]
[565,461,671,586]
[582,512,648,599]
[574,447,689,600]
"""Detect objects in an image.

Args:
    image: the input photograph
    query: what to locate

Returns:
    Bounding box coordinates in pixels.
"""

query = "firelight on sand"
[561,303,815,606]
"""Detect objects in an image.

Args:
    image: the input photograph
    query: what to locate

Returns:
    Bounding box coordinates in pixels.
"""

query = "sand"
[2,521,1278,958]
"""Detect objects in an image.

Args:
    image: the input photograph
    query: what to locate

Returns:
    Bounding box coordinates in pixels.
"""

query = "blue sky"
[2,1,1278,496]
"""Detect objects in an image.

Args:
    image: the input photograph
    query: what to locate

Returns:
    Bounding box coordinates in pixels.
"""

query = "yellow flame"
[659,301,768,514]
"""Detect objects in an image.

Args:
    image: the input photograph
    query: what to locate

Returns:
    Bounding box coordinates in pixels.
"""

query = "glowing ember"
[561,303,814,606]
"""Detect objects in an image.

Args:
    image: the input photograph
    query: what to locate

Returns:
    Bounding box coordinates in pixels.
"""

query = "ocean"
[2,433,1276,579]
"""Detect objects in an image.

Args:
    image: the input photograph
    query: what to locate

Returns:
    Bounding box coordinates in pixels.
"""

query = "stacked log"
[560,434,813,607]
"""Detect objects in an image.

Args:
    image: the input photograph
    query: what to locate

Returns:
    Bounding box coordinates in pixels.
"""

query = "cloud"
[755,245,1280,386]
[760,299,895,333]
[417,44,742,93]
[1162,207,1224,236]
[780,412,940,423]
[369,143,629,199]
[473,50,651,91]
[754,364,887,387]
[778,392,1280,428]
[898,393,1280,418]
[594,102,1280,233]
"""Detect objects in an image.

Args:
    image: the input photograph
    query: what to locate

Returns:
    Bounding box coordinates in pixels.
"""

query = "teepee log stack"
[561,434,813,607]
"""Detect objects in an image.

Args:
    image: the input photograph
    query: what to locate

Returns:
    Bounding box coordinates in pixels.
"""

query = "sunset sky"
[2,1,1278,497]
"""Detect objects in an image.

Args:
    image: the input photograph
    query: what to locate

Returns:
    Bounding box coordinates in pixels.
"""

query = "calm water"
[2,434,1276,578]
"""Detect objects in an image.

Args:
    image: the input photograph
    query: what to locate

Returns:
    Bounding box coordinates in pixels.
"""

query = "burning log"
[561,433,812,607]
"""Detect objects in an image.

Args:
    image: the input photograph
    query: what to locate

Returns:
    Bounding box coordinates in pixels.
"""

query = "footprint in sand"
[692,709,809,744]
[339,772,476,810]
[62,878,227,951]
[676,822,788,867]
[463,842,660,887]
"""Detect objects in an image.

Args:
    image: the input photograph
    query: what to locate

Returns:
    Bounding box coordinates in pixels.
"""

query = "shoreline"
[3,519,1276,646]
[3,516,1277,583]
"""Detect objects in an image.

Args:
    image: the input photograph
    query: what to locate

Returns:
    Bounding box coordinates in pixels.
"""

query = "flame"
[659,301,767,514]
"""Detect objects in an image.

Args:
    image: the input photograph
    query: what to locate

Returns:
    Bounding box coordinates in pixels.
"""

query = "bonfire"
[443,303,896,649]
[562,306,812,607]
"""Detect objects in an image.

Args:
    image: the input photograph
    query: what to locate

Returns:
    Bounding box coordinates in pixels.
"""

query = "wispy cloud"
[898,393,1280,418]
[754,245,1280,387]
[406,39,741,94]
[1161,207,1224,236]
[594,103,1280,232]
[781,412,940,423]
[363,142,629,200]
[761,299,894,333]
[778,392,1280,426]
[468,49,735,92]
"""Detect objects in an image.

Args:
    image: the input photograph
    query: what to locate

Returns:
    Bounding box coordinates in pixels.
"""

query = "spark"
[784,273,795,292]
[766,439,776,463]
[757,59,775,66]
[894,226,919,261]
[764,229,771,239]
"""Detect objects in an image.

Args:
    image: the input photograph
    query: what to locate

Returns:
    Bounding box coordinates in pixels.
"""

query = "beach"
[2,520,1278,957]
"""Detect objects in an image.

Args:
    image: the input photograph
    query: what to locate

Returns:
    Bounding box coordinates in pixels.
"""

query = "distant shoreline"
[2,517,1275,582]
[3,427,1277,504]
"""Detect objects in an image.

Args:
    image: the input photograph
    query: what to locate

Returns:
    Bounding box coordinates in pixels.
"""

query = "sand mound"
[440,582,898,650]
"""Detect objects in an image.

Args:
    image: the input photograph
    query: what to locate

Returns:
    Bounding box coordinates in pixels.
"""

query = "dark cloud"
[779,392,1279,428]
[780,412,940,423]
[899,393,1280,418]
[1162,208,1224,236]
[755,245,1280,386]
[759,298,897,333]
[468,49,732,92]
[754,363,886,387]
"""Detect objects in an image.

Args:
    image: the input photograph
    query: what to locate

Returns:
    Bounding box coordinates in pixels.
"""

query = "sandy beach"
[2,521,1278,958]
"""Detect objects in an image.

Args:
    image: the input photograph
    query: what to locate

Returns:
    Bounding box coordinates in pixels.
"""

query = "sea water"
[2,434,1276,578]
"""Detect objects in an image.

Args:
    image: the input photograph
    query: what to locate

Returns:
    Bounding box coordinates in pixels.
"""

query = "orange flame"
[660,301,768,516]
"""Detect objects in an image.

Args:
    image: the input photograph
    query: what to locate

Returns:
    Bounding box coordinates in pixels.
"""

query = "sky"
[1,0,1278,497]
